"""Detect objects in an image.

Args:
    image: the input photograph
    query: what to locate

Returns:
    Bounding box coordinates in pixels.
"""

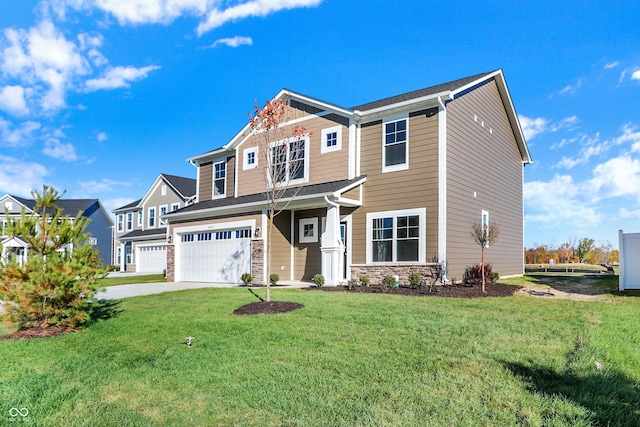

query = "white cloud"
[518,115,547,141]
[96,131,108,142]
[210,36,253,48]
[589,155,640,200]
[42,138,78,161]
[0,85,29,116]
[0,154,50,197]
[632,70,640,82]
[550,115,579,132]
[620,207,640,220]
[84,65,160,91]
[559,78,583,95]
[76,178,129,195]
[0,117,41,147]
[197,0,323,35]
[604,61,619,69]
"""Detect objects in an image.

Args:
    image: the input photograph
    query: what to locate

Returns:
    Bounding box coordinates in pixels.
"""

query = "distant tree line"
[525,237,619,265]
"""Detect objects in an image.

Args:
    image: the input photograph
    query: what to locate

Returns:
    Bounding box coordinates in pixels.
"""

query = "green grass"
[2,281,640,426]
[99,274,166,287]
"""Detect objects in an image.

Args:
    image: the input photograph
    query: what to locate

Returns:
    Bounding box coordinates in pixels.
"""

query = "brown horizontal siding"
[446,79,524,279]
[351,112,440,265]
[236,114,350,197]
[199,162,213,201]
[293,208,324,281]
[269,211,292,281]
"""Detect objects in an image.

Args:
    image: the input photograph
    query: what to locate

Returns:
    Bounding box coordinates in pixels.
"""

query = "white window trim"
[268,136,310,188]
[117,214,124,232]
[159,204,168,225]
[243,146,259,170]
[321,125,342,154]
[299,217,318,243]
[482,210,490,248]
[138,210,143,227]
[161,185,167,196]
[171,203,180,212]
[382,114,409,173]
[148,207,156,228]
[126,212,133,231]
[212,160,226,199]
[365,208,426,264]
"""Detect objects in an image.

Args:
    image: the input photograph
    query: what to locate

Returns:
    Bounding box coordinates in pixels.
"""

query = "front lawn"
[99,274,166,287]
[1,284,639,426]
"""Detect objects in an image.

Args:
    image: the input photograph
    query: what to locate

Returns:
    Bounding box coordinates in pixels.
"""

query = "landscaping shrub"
[382,275,397,289]
[463,263,494,285]
[359,275,370,287]
[408,273,421,288]
[312,274,325,287]
[241,273,253,286]
[270,273,279,285]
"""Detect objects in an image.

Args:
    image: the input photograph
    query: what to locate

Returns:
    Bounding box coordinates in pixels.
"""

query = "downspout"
[189,159,199,204]
[437,95,449,281]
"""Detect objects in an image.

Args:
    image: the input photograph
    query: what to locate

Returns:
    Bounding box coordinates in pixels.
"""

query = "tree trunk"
[266,215,272,302]
[481,247,486,293]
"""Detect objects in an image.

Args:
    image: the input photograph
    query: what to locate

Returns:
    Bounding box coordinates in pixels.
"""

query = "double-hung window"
[383,116,408,172]
[148,207,156,228]
[213,161,226,197]
[126,212,133,230]
[117,214,124,232]
[138,210,143,227]
[270,137,307,186]
[367,208,425,263]
[159,205,167,225]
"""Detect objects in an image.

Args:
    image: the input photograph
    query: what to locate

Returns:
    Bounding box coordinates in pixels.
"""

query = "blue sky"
[0,0,638,249]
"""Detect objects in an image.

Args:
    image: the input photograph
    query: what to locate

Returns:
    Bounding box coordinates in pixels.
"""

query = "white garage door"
[137,245,167,273]
[178,229,251,283]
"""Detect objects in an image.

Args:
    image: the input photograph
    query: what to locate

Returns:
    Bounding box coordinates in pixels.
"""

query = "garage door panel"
[137,245,167,273]
[179,238,251,283]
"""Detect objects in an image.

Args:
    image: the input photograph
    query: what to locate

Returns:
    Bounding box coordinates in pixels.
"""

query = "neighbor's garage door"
[137,245,167,273]
[178,229,251,283]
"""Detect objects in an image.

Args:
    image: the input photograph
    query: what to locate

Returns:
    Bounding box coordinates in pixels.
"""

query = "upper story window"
[117,214,124,232]
[321,125,342,154]
[148,207,156,228]
[243,146,258,170]
[213,161,226,198]
[159,205,168,225]
[126,212,133,230]
[383,116,409,172]
[171,203,180,212]
[138,210,143,226]
[270,138,307,186]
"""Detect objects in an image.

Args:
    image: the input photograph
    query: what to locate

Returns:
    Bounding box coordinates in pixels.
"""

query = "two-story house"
[112,173,196,273]
[164,70,531,286]
[0,194,113,266]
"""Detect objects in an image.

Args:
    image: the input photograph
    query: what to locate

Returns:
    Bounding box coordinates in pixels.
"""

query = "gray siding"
[446,79,524,279]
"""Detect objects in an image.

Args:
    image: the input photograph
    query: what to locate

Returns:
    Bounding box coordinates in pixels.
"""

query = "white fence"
[619,230,640,290]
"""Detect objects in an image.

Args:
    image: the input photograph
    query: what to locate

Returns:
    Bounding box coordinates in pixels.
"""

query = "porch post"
[321,199,341,286]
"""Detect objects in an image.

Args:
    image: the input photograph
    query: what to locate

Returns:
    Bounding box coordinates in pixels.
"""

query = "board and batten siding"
[351,110,440,265]
[236,113,351,197]
[445,79,524,279]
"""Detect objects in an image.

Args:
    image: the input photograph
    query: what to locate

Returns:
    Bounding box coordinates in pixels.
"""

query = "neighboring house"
[0,194,113,267]
[164,69,532,285]
[112,174,196,273]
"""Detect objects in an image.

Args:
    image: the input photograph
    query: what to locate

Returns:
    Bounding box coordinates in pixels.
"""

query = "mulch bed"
[0,325,79,341]
[233,301,305,315]
[307,282,522,298]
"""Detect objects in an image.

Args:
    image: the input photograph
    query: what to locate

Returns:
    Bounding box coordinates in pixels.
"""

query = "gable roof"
[7,196,99,216]
[352,71,494,112]
[188,69,531,164]
[162,174,196,199]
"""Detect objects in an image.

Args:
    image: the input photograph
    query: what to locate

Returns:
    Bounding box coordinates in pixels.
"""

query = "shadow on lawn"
[86,298,123,326]
[504,361,640,426]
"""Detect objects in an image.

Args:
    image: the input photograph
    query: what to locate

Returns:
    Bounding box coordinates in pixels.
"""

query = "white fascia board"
[0,194,32,214]
[139,174,166,207]
[283,89,354,117]
[354,91,450,122]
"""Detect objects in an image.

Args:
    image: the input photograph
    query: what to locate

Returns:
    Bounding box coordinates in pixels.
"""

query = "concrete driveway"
[97,281,239,300]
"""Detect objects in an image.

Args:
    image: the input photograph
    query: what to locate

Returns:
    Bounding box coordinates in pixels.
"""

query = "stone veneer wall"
[251,239,264,285]
[350,264,442,287]
[125,264,136,273]
[166,245,175,282]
